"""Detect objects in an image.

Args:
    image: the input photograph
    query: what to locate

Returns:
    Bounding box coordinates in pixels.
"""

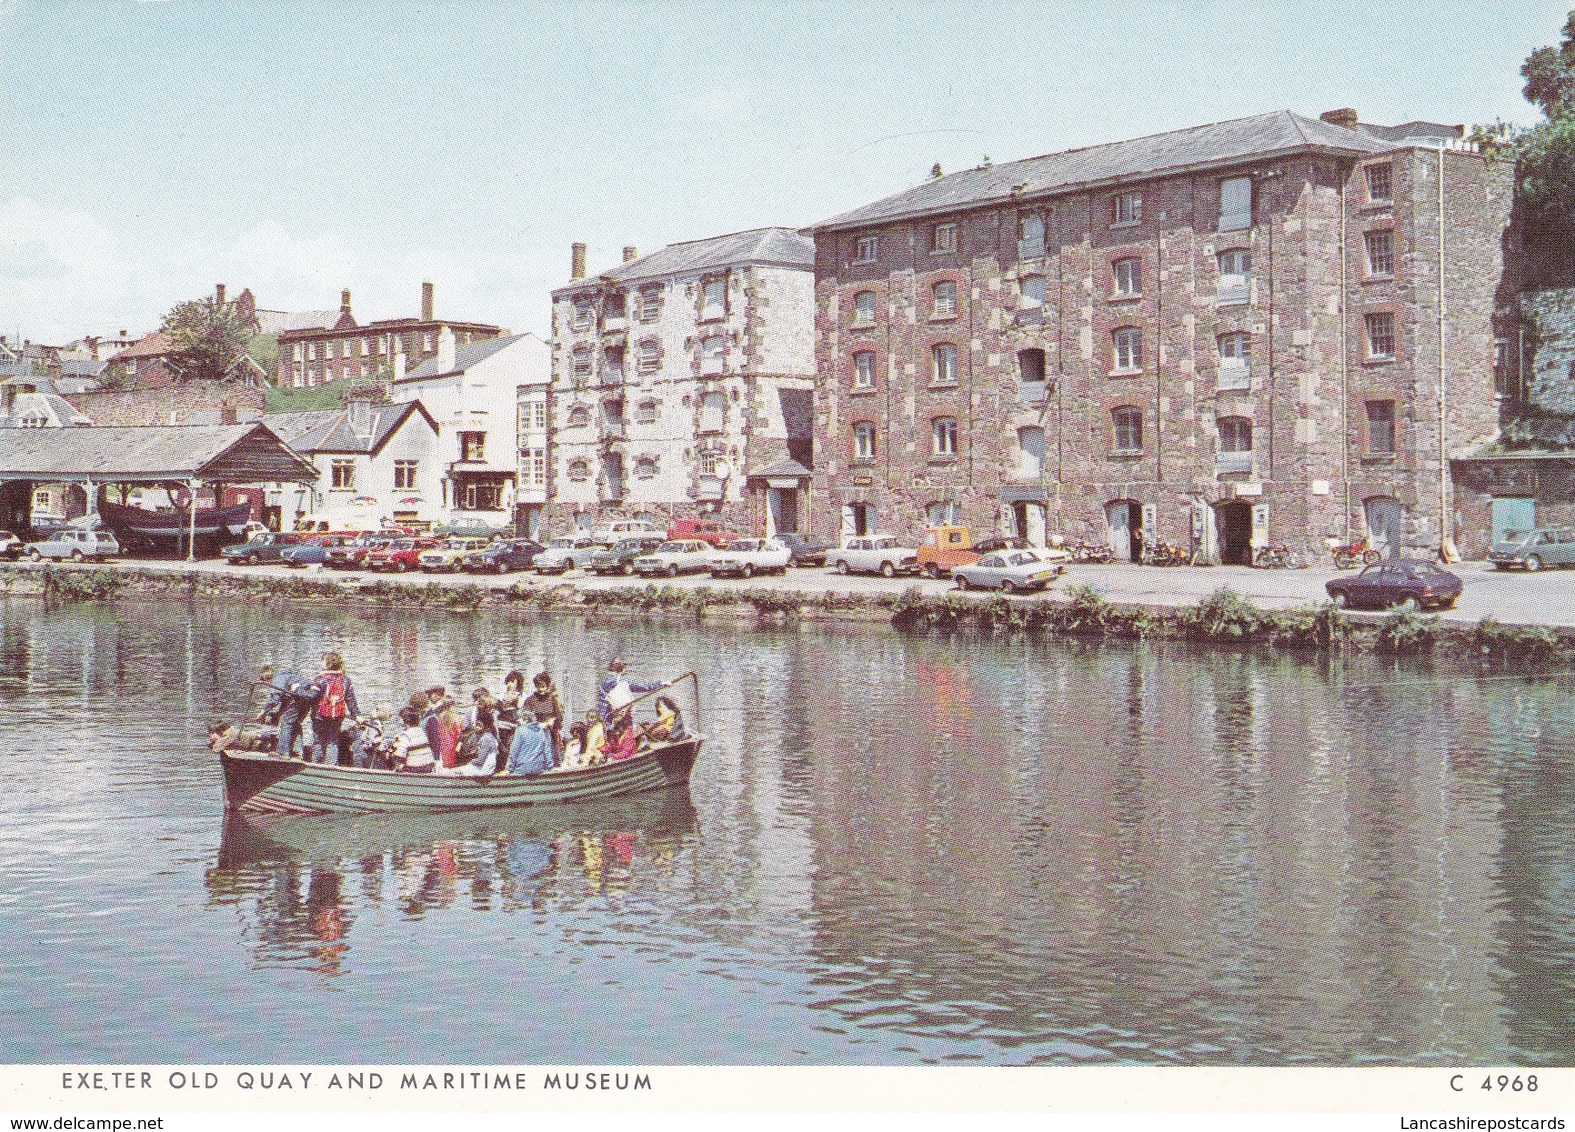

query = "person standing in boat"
[388,705,434,773]
[521,671,566,763]
[495,670,524,757]
[257,663,312,759]
[308,651,360,766]
[597,658,666,724]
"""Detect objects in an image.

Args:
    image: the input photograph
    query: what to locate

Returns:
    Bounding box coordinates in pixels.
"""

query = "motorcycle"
[1140,540,1189,567]
[1070,541,1113,564]
[1253,543,1291,569]
[1330,536,1381,569]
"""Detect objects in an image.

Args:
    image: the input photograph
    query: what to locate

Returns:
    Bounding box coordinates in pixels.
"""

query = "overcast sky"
[0,0,1567,344]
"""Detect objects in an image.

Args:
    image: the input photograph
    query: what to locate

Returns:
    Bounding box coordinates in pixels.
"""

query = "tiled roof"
[262,400,433,455]
[555,228,814,293]
[807,110,1392,233]
[401,333,530,381]
[59,359,107,378]
[746,457,813,479]
[111,332,174,360]
[0,422,316,481]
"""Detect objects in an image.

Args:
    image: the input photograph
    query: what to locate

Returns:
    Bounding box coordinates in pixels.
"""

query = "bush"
[42,566,124,602]
[1375,607,1437,654]
[1178,587,1263,641]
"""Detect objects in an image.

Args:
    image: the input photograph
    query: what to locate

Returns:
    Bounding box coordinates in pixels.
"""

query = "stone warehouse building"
[546,229,816,537]
[275,282,503,389]
[806,109,1518,562]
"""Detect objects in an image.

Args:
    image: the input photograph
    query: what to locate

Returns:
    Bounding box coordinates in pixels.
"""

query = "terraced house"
[546,229,816,537]
[807,109,1518,563]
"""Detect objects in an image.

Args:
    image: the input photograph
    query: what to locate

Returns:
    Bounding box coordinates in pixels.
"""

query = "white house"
[0,375,94,519]
[264,399,442,530]
[392,330,551,531]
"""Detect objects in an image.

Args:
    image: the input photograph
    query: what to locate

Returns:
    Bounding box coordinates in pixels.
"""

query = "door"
[1365,496,1406,559]
[769,488,799,535]
[841,503,871,540]
[1490,498,1535,545]
[1106,501,1135,561]
[1012,502,1047,547]
[1215,501,1253,565]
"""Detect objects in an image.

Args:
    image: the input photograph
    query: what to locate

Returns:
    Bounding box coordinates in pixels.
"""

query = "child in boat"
[389,705,435,773]
[604,707,639,762]
[641,695,687,743]
[449,697,499,777]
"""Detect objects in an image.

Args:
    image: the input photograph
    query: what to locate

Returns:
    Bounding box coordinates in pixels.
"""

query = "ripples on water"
[0,597,1571,1064]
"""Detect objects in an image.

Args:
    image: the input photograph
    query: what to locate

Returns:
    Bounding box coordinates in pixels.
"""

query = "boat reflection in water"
[206,792,697,976]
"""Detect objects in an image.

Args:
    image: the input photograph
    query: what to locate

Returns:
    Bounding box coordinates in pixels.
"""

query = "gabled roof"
[747,457,813,479]
[59,359,107,378]
[258,309,341,336]
[111,332,175,360]
[263,399,437,456]
[807,110,1392,233]
[401,332,533,382]
[0,422,317,483]
[555,228,814,294]
[0,378,93,428]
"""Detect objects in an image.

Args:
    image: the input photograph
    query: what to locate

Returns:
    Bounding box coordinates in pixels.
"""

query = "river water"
[1,595,1571,1065]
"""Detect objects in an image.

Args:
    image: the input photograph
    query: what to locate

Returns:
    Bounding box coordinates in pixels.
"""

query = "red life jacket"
[317,672,348,720]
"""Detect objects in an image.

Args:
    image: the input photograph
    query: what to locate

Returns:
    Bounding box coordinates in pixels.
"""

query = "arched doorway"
[1364,496,1405,559]
[1105,499,1142,561]
[1214,501,1254,565]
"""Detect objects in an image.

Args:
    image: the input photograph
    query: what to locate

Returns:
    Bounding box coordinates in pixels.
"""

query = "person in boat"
[257,663,312,759]
[448,696,499,777]
[597,658,667,724]
[350,704,393,769]
[521,671,566,762]
[388,705,435,773]
[641,694,687,743]
[210,719,270,754]
[308,651,360,766]
[558,711,603,770]
[603,706,640,762]
[420,685,451,758]
[495,670,524,756]
[433,695,463,771]
[504,695,557,778]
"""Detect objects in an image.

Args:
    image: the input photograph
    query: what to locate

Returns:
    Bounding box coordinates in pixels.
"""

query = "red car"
[363,537,440,572]
[667,516,741,547]
[325,534,395,569]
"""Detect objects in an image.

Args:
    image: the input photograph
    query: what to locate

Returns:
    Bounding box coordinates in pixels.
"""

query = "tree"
[160,296,252,382]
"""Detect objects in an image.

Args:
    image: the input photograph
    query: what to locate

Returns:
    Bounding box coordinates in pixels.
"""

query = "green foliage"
[41,566,124,602]
[246,331,279,380]
[1177,587,1263,641]
[265,377,360,413]
[1375,607,1438,655]
[1472,616,1562,665]
[161,297,253,383]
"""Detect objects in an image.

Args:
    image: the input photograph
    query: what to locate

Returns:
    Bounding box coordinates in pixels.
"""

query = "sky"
[0,0,1568,345]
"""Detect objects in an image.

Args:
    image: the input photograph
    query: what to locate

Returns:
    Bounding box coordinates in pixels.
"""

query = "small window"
[521,447,546,486]
[1218,249,1252,304]
[699,449,724,476]
[1113,190,1142,225]
[927,501,961,526]
[637,288,661,321]
[1018,347,1047,393]
[331,459,355,490]
[1219,176,1253,231]
[361,338,370,356]
[567,459,591,482]
[394,460,418,490]
[572,347,592,379]
[1018,213,1046,259]
[1218,415,1253,453]
[1494,338,1511,397]
[460,432,486,462]
[638,341,659,374]
[932,281,958,319]
[1112,327,1143,372]
[854,235,878,264]
[933,223,957,254]
[701,335,726,375]
[1112,407,1143,453]
[1113,257,1142,297]
[702,278,727,320]
[635,456,658,479]
[567,404,591,428]
[1366,400,1396,454]
[853,290,877,325]
[699,390,725,433]
[572,300,592,330]
[1365,162,1393,203]
[931,416,958,457]
[1018,425,1045,477]
[931,342,959,385]
[853,350,876,389]
[1364,230,1395,277]
[604,291,626,320]
[636,398,659,424]
[1020,275,1047,309]
[853,422,876,461]
[1365,311,1396,360]
[1218,333,1251,390]
[307,343,317,360]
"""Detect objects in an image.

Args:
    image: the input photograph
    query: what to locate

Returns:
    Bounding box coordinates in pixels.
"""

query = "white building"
[547,228,817,538]
[392,330,551,531]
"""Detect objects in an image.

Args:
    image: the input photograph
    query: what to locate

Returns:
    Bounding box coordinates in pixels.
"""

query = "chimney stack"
[220,404,237,425]
[1320,108,1360,131]
[571,242,587,279]
[341,288,352,315]
[623,246,638,263]
[437,326,456,374]
[215,283,226,305]
[393,341,406,382]
[421,280,435,322]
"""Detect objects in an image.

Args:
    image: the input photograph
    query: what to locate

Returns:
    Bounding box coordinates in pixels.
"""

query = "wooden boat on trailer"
[219,672,703,816]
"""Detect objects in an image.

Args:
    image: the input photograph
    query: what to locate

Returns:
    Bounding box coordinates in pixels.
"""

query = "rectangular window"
[931,417,958,457]
[307,343,317,361]
[572,349,592,379]
[1018,213,1046,259]
[638,341,659,374]
[361,338,370,357]
[1494,338,1511,397]
[853,423,876,461]
[931,343,958,385]
[701,336,726,375]
[854,235,878,264]
[1365,162,1393,203]
[932,281,958,318]
[521,447,546,487]
[461,432,486,462]
[330,459,355,490]
[572,301,592,330]
[293,343,303,361]
[393,460,418,490]
[1113,327,1143,372]
[1218,333,1251,390]
[1366,400,1396,455]
[1220,176,1253,231]
[933,223,957,254]
[1113,407,1143,453]
[853,291,877,325]
[1113,258,1142,297]
[1113,191,1142,225]
[637,289,660,321]
[701,278,727,321]
[1364,230,1395,276]
[1218,249,1252,305]
[1365,311,1396,360]
[517,399,547,434]
[853,352,876,389]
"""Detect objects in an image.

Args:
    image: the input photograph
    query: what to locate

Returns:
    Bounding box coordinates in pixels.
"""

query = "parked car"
[1487,527,1575,571]
[461,538,546,575]
[1324,559,1463,611]
[436,517,504,540]
[777,532,830,568]
[709,538,792,579]
[324,534,395,570]
[364,537,441,572]
[590,518,667,548]
[28,515,72,541]
[279,533,358,568]
[419,536,494,572]
[825,535,920,578]
[0,530,22,560]
[25,528,121,562]
[916,526,983,578]
[587,535,668,576]
[634,539,713,577]
[534,536,599,574]
[953,549,1064,593]
[222,531,305,565]
[666,516,741,547]
[291,516,361,537]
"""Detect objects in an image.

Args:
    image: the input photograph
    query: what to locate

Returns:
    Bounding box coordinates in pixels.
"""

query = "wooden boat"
[100,499,252,539]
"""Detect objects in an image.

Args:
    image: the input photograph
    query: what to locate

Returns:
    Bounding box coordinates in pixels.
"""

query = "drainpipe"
[1437,144,1449,559]
[186,479,198,562]
[1341,164,1351,539]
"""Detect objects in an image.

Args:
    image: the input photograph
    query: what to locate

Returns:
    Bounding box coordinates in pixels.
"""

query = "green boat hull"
[220,738,702,815]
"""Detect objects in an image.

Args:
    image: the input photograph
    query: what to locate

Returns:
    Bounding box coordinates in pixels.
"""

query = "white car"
[590,518,666,547]
[634,539,713,578]
[825,535,919,578]
[709,538,791,579]
[952,549,1064,593]
[533,536,598,574]
[25,528,121,562]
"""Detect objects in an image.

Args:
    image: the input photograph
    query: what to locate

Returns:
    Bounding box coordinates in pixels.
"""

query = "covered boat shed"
[0,422,318,559]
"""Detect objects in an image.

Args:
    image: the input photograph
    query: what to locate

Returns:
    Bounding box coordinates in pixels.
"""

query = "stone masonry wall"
[64,381,265,427]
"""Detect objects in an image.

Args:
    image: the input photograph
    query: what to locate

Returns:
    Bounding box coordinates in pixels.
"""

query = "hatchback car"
[634,540,713,578]
[25,528,121,562]
[588,536,667,576]
[534,536,599,574]
[1324,559,1463,611]
[953,549,1064,593]
[222,531,305,565]
[461,538,546,575]
[280,533,357,568]
[777,532,830,568]
[1487,527,1575,571]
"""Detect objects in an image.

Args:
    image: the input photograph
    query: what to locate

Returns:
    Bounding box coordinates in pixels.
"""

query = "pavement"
[16,555,1575,629]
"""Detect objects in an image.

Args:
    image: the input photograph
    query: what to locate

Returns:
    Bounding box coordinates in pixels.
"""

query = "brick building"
[546,229,816,537]
[275,281,503,389]
[806,109,1518,562]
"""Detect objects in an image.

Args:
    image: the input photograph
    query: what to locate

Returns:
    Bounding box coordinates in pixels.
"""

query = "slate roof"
[0,422,317,482]
[807,110,1393,233]
[746,457,813,479]
[0,377,93,428]
[111,332,175,360]
[401,333,530,381]
[59,359,107,378]
[262,400,435,455]
[555,228,814,293]
[255,309,341,335]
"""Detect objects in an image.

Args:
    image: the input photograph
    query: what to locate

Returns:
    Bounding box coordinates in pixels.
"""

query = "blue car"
[279,534,356,568]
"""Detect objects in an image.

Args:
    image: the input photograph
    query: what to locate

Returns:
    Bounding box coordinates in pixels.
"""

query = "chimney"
[623,246,638,263]
[215,283,226,306]
[393,342,407,382]
[421,281,434,322]
[1320,108,1360,131]
[437,325,456,373]
[220,404,237,425]
[341,288,352,316]
[346,397,373,440]
[571,242,587,279]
